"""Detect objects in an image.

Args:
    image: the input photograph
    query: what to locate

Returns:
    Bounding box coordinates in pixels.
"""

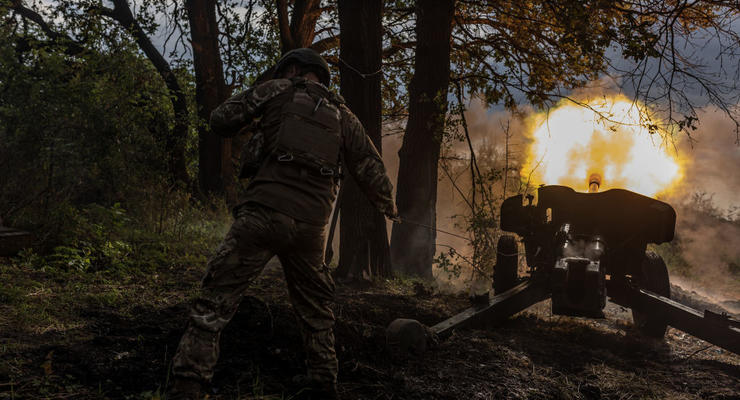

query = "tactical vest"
[243,78,344,224]
[273,80,342,176]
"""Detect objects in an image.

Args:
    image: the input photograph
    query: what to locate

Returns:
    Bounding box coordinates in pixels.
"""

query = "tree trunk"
[390,0,455,279]
[276,0,321,52]
[335,0,390,280]
[186,0,234,201]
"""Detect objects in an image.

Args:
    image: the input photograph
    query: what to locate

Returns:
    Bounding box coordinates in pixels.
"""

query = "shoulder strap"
[330,92,345,106]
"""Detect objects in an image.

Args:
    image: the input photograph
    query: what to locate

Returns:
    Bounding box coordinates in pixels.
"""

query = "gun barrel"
[588,173,602,193]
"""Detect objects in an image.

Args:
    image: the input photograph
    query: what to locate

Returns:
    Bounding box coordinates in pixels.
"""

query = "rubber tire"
[493,235,519,295]
[632,251,671,338]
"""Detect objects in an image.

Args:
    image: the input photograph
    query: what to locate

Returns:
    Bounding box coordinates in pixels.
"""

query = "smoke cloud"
[663,106,740,305]
[670,106,740,214]
[379,97,739,306]
[381,99,530,292]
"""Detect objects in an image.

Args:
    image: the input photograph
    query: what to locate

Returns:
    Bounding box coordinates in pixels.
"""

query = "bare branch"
[276,0,293,52]
[310,35,338,54]
[8,0,85,55]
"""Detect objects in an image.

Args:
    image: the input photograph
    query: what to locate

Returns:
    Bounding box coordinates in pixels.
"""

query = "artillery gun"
[387,183,740,355]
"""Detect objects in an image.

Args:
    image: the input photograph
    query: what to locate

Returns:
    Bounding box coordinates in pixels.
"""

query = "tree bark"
[276,0,322,52]
[335,0,390,279]
[186,0,234,201]
[256,0,327,85]
[390,0,455,278]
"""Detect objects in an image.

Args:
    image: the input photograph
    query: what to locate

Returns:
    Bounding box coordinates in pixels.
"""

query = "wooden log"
[0,227,34,256]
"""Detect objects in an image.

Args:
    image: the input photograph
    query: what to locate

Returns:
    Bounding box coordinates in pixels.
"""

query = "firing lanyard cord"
[398,218,520,257]
[397,217,472,242]
[338,57,383,79]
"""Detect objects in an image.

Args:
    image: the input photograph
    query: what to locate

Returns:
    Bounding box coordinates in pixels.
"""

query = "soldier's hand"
[385,203,401,223]
[237,120,260,136]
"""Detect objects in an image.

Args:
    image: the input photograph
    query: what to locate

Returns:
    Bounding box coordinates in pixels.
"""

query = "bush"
[0,26,232,275]
[13,192,230,276]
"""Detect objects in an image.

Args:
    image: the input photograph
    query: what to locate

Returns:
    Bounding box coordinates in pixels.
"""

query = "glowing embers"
[522,97,683,197]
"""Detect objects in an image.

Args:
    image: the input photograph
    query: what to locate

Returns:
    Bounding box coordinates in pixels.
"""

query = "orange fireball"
[522,97,683,197]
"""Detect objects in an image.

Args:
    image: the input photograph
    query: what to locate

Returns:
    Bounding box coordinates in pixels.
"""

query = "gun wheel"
[493,235,519,295]
[632,251,671,338]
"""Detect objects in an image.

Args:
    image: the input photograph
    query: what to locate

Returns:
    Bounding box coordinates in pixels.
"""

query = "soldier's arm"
[209,79,293,137]
[340,106,397,217]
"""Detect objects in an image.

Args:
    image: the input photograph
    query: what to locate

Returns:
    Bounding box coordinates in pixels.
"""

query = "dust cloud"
[669,106,740,214]
[662,106,740,305]
[381,99,531,292]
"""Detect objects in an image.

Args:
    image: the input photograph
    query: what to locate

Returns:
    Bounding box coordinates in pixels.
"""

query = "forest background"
[1,0,739,317]
[1,1,740,398]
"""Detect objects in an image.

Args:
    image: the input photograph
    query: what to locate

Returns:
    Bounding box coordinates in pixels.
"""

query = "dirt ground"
[0,258,738,399]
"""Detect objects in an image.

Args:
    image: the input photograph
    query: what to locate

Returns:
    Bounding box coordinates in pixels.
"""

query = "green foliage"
[0,282,24,305]
[434,249,461,279]
[216,0,283,87]
[433,92,516,283]
[433,172,504,283]
[0,10,230,274]
[14,194,229,276]
[649,242,693,277]
[433,200,500,282]
[0,23,182,224]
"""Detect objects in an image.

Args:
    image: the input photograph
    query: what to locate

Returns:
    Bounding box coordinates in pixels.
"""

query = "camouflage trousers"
[172,203,337,385]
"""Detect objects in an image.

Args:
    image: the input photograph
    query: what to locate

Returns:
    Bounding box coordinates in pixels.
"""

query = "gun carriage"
[387,184,740,355]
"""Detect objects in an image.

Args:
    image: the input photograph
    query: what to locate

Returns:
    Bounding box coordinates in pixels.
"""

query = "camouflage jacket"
[210,78,395,222]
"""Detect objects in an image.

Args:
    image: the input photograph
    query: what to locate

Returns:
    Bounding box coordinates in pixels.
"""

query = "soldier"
[168,48,397,400]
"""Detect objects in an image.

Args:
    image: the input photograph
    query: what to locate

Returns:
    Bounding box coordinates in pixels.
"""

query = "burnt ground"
[0,258,738,400]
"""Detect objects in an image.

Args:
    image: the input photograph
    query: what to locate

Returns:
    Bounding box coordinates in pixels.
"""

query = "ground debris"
[0,264,737,399]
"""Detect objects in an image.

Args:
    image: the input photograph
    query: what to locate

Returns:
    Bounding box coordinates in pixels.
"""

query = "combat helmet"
[274,48,331,86]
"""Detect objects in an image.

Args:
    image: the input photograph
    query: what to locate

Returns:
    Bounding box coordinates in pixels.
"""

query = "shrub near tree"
[0,21,230,270]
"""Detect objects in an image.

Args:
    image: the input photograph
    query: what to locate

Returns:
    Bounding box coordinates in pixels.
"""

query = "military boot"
[308,383,339,400]
[167,378,202,400]
[292,375,339,400]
